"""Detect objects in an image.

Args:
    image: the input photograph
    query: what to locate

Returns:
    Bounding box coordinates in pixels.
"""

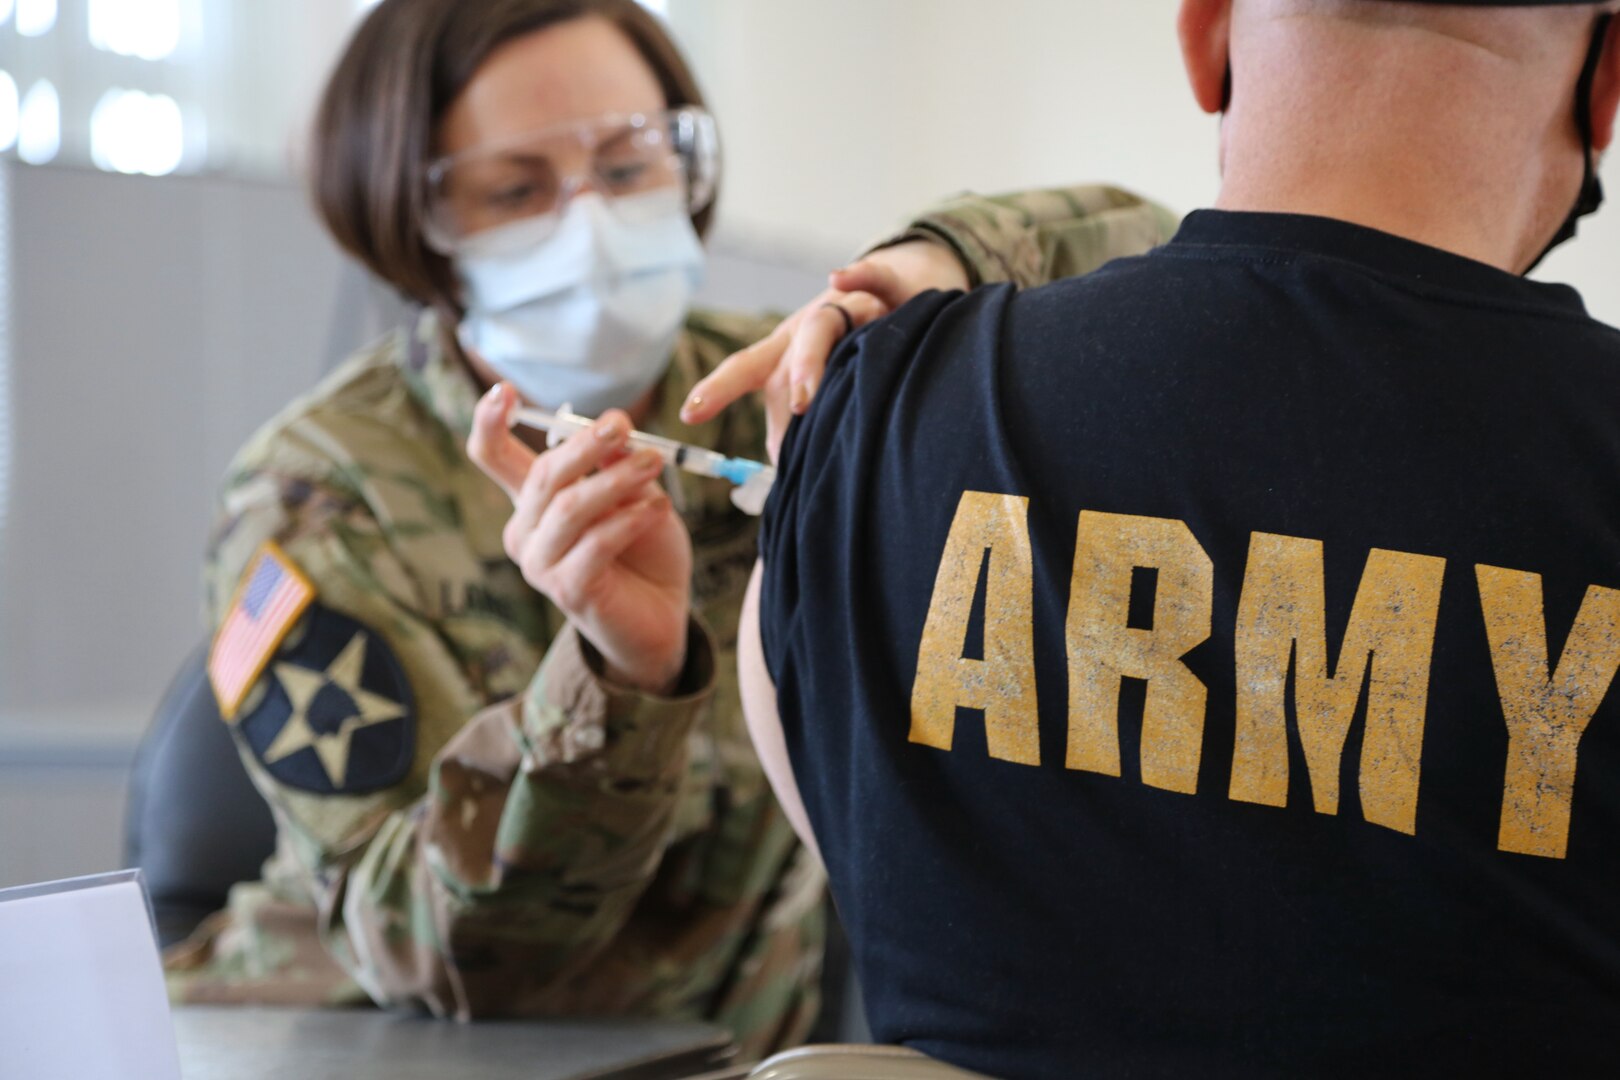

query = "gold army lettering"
[1229,535,1444,837]
[907,492,1620,860]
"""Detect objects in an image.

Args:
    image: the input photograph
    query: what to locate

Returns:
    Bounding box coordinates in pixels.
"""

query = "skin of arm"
[738,559,819,865]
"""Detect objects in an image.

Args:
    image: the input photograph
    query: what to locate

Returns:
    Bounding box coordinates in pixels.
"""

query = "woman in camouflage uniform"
[166,0,1177,1059]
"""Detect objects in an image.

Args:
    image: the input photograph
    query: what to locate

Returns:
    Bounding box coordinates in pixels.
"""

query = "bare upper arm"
[739,559,822,866]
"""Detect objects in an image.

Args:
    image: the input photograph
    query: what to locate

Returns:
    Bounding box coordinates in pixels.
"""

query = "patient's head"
[1177,0,1620,269]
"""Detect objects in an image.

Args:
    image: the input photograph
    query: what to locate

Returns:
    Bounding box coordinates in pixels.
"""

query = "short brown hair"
[310,0,711,321]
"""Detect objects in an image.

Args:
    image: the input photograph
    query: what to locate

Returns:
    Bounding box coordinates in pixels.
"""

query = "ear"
[1591,15,1620,151]
[1179,0,1235,115]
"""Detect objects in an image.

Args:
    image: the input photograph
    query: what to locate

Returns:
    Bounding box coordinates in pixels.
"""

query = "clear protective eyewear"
[423,106,719,256]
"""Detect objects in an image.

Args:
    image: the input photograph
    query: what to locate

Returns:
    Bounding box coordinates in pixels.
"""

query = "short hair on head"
[1253,0,1616,30]
[309,0,711,321]
[1239,0,1615,70]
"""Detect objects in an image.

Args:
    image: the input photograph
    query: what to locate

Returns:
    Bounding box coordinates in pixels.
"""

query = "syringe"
[511,405,777,516]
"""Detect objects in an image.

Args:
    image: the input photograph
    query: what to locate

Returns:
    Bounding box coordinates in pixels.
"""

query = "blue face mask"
[456,190,705,414]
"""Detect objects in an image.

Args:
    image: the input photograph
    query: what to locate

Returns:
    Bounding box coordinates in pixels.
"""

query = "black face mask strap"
[1528,13,1613,273]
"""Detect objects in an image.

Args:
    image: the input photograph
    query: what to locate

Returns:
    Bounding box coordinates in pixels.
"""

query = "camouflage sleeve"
[204,452,719,1019]
[879,184,1182,289]
[347,621,716,1016]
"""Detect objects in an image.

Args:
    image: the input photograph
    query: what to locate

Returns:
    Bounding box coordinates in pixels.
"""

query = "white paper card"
[0,871,182,1080]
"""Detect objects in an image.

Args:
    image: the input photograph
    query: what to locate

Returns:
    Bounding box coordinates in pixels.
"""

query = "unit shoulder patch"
[234,605,416,796]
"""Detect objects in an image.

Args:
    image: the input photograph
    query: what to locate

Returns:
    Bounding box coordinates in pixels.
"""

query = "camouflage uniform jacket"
[165,185,1179,1058]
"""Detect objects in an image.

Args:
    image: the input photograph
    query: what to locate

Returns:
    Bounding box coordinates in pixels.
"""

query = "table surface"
[171,1006,734,1080]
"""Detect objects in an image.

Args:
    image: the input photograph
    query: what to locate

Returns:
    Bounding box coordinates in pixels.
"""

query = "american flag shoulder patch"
[208,541,316,721]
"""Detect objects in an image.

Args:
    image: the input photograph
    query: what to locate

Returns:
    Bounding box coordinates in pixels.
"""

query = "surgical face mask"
[456,189,705,414]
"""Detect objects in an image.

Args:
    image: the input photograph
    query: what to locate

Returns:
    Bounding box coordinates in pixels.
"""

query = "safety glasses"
[422,106,719,256]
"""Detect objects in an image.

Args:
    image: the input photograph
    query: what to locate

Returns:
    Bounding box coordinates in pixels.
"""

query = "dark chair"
[123,645,279,947]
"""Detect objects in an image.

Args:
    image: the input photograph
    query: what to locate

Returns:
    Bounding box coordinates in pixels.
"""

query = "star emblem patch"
[235,605,416,795]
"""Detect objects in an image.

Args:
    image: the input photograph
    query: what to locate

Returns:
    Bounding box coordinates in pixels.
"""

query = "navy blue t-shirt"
[760,211,1620,1079]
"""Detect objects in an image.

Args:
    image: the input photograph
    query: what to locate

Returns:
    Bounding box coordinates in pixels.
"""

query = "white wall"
[0,164,348,721]
[0,163,390,888]
[670,0,1619,323]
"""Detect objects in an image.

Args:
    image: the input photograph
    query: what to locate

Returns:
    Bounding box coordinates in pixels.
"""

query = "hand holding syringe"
[511,405,777,516]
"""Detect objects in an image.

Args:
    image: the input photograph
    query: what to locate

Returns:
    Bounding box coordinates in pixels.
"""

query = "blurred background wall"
[0,0,1616,888]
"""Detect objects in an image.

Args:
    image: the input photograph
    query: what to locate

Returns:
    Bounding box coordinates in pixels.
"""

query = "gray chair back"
[123,646,278,946]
